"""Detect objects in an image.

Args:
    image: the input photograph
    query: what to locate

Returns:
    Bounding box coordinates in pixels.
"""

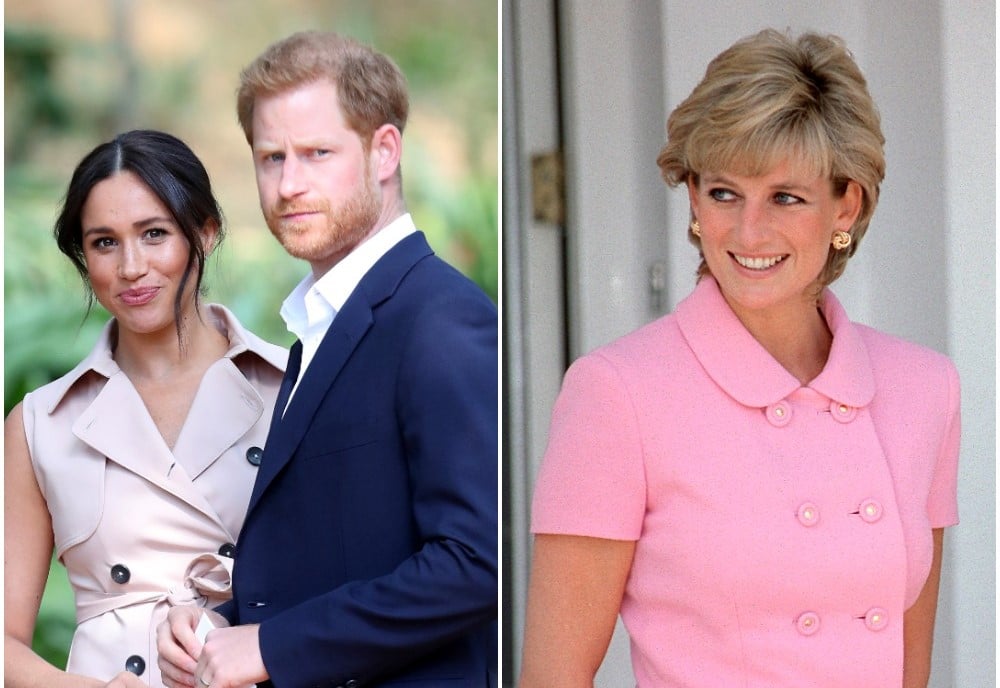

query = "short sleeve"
[926,359,961,527]
[530,352,646,540]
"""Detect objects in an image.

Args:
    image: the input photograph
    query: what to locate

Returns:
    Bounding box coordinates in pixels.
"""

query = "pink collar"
[675,277,876,408]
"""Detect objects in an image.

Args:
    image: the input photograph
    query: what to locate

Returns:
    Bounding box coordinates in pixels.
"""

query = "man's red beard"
[265,177,381,268]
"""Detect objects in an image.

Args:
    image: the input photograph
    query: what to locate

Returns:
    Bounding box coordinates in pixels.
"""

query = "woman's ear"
[836,180,863,232]
[686,174,700,216]
[200,219,220,255]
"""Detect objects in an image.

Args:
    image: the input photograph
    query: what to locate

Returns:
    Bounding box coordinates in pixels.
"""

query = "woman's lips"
[731,253,787,270]
[119,287,159,306]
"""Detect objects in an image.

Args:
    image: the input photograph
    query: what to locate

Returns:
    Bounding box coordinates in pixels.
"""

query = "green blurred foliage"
[5,0,497,672]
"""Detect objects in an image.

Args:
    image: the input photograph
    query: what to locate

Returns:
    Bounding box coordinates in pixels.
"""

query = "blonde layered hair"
[236,31,409,150]
[657,29,885,288]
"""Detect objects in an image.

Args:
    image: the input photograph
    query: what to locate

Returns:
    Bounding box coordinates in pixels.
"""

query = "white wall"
[559,1,669,357]
[939,3,996,685]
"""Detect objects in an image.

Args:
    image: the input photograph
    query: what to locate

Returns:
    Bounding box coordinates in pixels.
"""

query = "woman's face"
[81,170,209,337]
[688,158,861,326]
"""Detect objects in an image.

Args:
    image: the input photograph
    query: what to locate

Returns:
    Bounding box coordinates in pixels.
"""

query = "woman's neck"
[730,298,833,386]
[113,305,227,382]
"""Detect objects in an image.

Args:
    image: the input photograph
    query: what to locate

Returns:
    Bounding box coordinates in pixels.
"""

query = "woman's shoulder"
[579,312,682,368]
[559,314,687,401]
[205,303,288,373]
[855,323,957,376]
[21,335,115,420]
[852,324,960,413]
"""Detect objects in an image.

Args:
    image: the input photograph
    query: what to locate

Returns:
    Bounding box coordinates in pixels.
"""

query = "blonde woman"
[522,30,957,688]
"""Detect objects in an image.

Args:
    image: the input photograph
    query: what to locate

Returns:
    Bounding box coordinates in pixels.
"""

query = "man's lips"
[279,208,322,220]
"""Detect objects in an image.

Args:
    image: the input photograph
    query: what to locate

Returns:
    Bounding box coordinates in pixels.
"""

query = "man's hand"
[157,606,230,688]
[195,624,269,688]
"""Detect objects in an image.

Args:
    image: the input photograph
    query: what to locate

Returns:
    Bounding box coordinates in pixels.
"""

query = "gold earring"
[831,230,852,250]
[690,219,701,237]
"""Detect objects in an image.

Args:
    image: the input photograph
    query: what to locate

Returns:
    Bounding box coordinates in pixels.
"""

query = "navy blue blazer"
[218,232,498,687]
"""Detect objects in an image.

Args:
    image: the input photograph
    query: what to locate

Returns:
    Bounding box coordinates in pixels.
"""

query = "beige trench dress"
[20,304,286,687]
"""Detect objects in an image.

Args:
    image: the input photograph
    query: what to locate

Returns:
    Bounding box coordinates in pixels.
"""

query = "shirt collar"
[43,303,287,414]
[674,277,875,408]
[280,213,417,338]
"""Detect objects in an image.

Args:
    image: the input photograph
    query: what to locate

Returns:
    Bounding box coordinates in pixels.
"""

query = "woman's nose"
[118,243,148,280]
[734,201,771,245]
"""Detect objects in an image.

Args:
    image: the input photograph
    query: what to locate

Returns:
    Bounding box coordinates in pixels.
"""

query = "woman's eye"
[708,188,735,202]
[774,192,802,205]
[92,237,115,249]
[145,227,168,239]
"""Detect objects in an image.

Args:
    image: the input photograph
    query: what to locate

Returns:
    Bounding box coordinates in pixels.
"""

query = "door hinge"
[530,150,565,225]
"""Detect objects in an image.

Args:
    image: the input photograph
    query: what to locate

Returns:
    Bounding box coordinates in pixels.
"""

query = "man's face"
[252,79,381,275]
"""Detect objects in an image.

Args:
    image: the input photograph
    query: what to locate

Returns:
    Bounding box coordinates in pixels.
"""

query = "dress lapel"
[72,372,224,526]
[171,358,267,479]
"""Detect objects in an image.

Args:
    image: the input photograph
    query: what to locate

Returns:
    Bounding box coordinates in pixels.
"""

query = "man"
[157,31,497,687]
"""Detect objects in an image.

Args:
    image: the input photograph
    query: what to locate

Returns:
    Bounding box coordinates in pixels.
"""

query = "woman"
[4,130,287,687]
[520,30,959,688]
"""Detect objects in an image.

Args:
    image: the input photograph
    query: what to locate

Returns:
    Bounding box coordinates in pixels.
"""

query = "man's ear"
[369,124,403,183]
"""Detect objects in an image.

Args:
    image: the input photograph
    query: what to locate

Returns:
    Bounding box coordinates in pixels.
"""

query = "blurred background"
[5,0,498,667]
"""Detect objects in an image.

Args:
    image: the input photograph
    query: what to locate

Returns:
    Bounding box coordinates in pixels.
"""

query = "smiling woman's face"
[81,170,198,337]
[688,157,861,326]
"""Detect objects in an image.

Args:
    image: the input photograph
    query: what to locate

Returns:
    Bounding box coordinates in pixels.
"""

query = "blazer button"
[830,401,858,423]
[796,502,820,527]
[246,446,264,466]
[345,681,359,688]
[858,499,883,523]
[765,401,792,427]
[863,607,889,631]
[111,564,131,584]
[795,611,821,636]
[125,654,146,675]
[218,542,236,558]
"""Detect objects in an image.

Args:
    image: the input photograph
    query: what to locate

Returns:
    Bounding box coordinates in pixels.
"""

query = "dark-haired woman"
[4,130,286,687]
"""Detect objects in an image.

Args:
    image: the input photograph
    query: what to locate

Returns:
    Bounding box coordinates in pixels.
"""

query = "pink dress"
[21,304,286,687]
[531,278,960,687]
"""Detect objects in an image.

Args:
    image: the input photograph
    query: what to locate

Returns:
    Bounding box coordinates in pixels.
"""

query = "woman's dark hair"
[54,129,224,332]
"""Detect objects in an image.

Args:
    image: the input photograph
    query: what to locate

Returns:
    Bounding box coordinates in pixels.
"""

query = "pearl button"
[796,611,821,636]
[796,502,820,527]
[830,401,858,423]
[858,499,883,524]
[766,401,792,427]
[864,607,889,631]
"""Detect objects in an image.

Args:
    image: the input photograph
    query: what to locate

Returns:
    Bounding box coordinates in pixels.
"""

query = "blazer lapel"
[246,232,434,514]
[246,303,373,513]
[273,340,303,427]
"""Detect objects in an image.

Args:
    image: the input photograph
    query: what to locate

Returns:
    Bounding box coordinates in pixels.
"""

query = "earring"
[831,230,852,250]
[690,219,701,237]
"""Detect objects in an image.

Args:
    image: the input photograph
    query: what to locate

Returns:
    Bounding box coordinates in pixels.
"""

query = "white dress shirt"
[279,213,417,404]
